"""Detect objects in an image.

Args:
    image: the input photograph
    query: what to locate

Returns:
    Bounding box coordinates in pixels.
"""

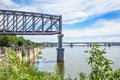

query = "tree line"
[0,35,40,47]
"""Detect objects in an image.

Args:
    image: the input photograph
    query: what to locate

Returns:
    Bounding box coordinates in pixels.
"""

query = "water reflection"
[56,62,64,77]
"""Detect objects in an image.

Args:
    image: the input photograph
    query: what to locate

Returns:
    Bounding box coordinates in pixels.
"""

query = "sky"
[0,0,120,42]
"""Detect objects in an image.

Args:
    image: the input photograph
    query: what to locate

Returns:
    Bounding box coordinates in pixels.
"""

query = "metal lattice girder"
[0,9,62,35]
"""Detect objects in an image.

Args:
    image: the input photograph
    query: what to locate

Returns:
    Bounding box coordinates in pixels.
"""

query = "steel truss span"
[0,9,62,35]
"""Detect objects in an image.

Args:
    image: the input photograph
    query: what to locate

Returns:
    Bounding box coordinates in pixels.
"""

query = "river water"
[34,46,120,78]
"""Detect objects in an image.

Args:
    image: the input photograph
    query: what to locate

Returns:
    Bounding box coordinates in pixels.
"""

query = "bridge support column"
[57,34,64,62]
[70,43,73,48]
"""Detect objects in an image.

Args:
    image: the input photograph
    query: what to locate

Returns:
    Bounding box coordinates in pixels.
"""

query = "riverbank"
[17,47,41,64]
[0,46,41,64]
[0,47,65,80]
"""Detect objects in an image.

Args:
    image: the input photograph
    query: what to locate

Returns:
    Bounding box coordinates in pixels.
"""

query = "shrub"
[80,45,120,80]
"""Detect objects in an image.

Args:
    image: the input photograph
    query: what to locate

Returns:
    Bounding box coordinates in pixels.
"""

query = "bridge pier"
[57,34,64,62]
[70,43,73,48]
[108,43,111,47]
[104,43,106,47]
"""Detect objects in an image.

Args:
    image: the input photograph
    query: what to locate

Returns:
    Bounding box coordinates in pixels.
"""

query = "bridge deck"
[0,31,61,35]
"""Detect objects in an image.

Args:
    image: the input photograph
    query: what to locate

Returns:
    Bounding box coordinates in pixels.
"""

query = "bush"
[80,45,120,80]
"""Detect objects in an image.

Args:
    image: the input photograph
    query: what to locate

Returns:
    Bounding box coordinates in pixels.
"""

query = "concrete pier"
[57,34,64,62]
[57,48,64,62]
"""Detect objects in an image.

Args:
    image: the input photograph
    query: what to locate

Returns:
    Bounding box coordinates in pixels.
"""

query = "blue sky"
[0,0,120,42]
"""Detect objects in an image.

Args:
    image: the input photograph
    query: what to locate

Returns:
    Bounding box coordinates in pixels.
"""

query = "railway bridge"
[0,9,64,62]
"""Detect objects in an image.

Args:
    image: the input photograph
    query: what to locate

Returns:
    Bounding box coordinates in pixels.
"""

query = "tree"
[0,35,41,47]
[17,36,26,46]
[0,35,18,47]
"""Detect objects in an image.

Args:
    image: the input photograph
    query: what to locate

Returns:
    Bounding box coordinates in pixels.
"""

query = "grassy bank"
[0,46,120,80]
[0,47,64,80]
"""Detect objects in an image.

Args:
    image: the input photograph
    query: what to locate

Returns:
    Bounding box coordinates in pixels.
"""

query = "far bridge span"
[42,42,120,47]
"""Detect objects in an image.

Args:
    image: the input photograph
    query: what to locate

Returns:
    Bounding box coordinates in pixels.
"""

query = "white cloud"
[18,6,38,12]
[30,0,120,24]
[1,0,120,24]
[63,36,120,42]
[63,19,120,37]
[23,35,58,42]
[0,0,19,9]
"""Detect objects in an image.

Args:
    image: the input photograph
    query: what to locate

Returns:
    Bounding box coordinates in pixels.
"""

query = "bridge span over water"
[42,42,120,47]
[0,9,64,62]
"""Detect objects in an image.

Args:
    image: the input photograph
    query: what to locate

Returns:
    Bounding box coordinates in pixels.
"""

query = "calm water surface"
[34,46,120,78]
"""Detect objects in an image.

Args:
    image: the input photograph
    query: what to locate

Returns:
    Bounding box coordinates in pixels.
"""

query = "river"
[34,46,120,78]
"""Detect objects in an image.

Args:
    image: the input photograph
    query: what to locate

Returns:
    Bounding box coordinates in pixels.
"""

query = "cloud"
[31,0,120,24]
[63,36,120,42]
[0,0,19,9]
[63,18,120,37]
[23,35,58,42]
[18,6,38,12]
[1,0,120,24]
